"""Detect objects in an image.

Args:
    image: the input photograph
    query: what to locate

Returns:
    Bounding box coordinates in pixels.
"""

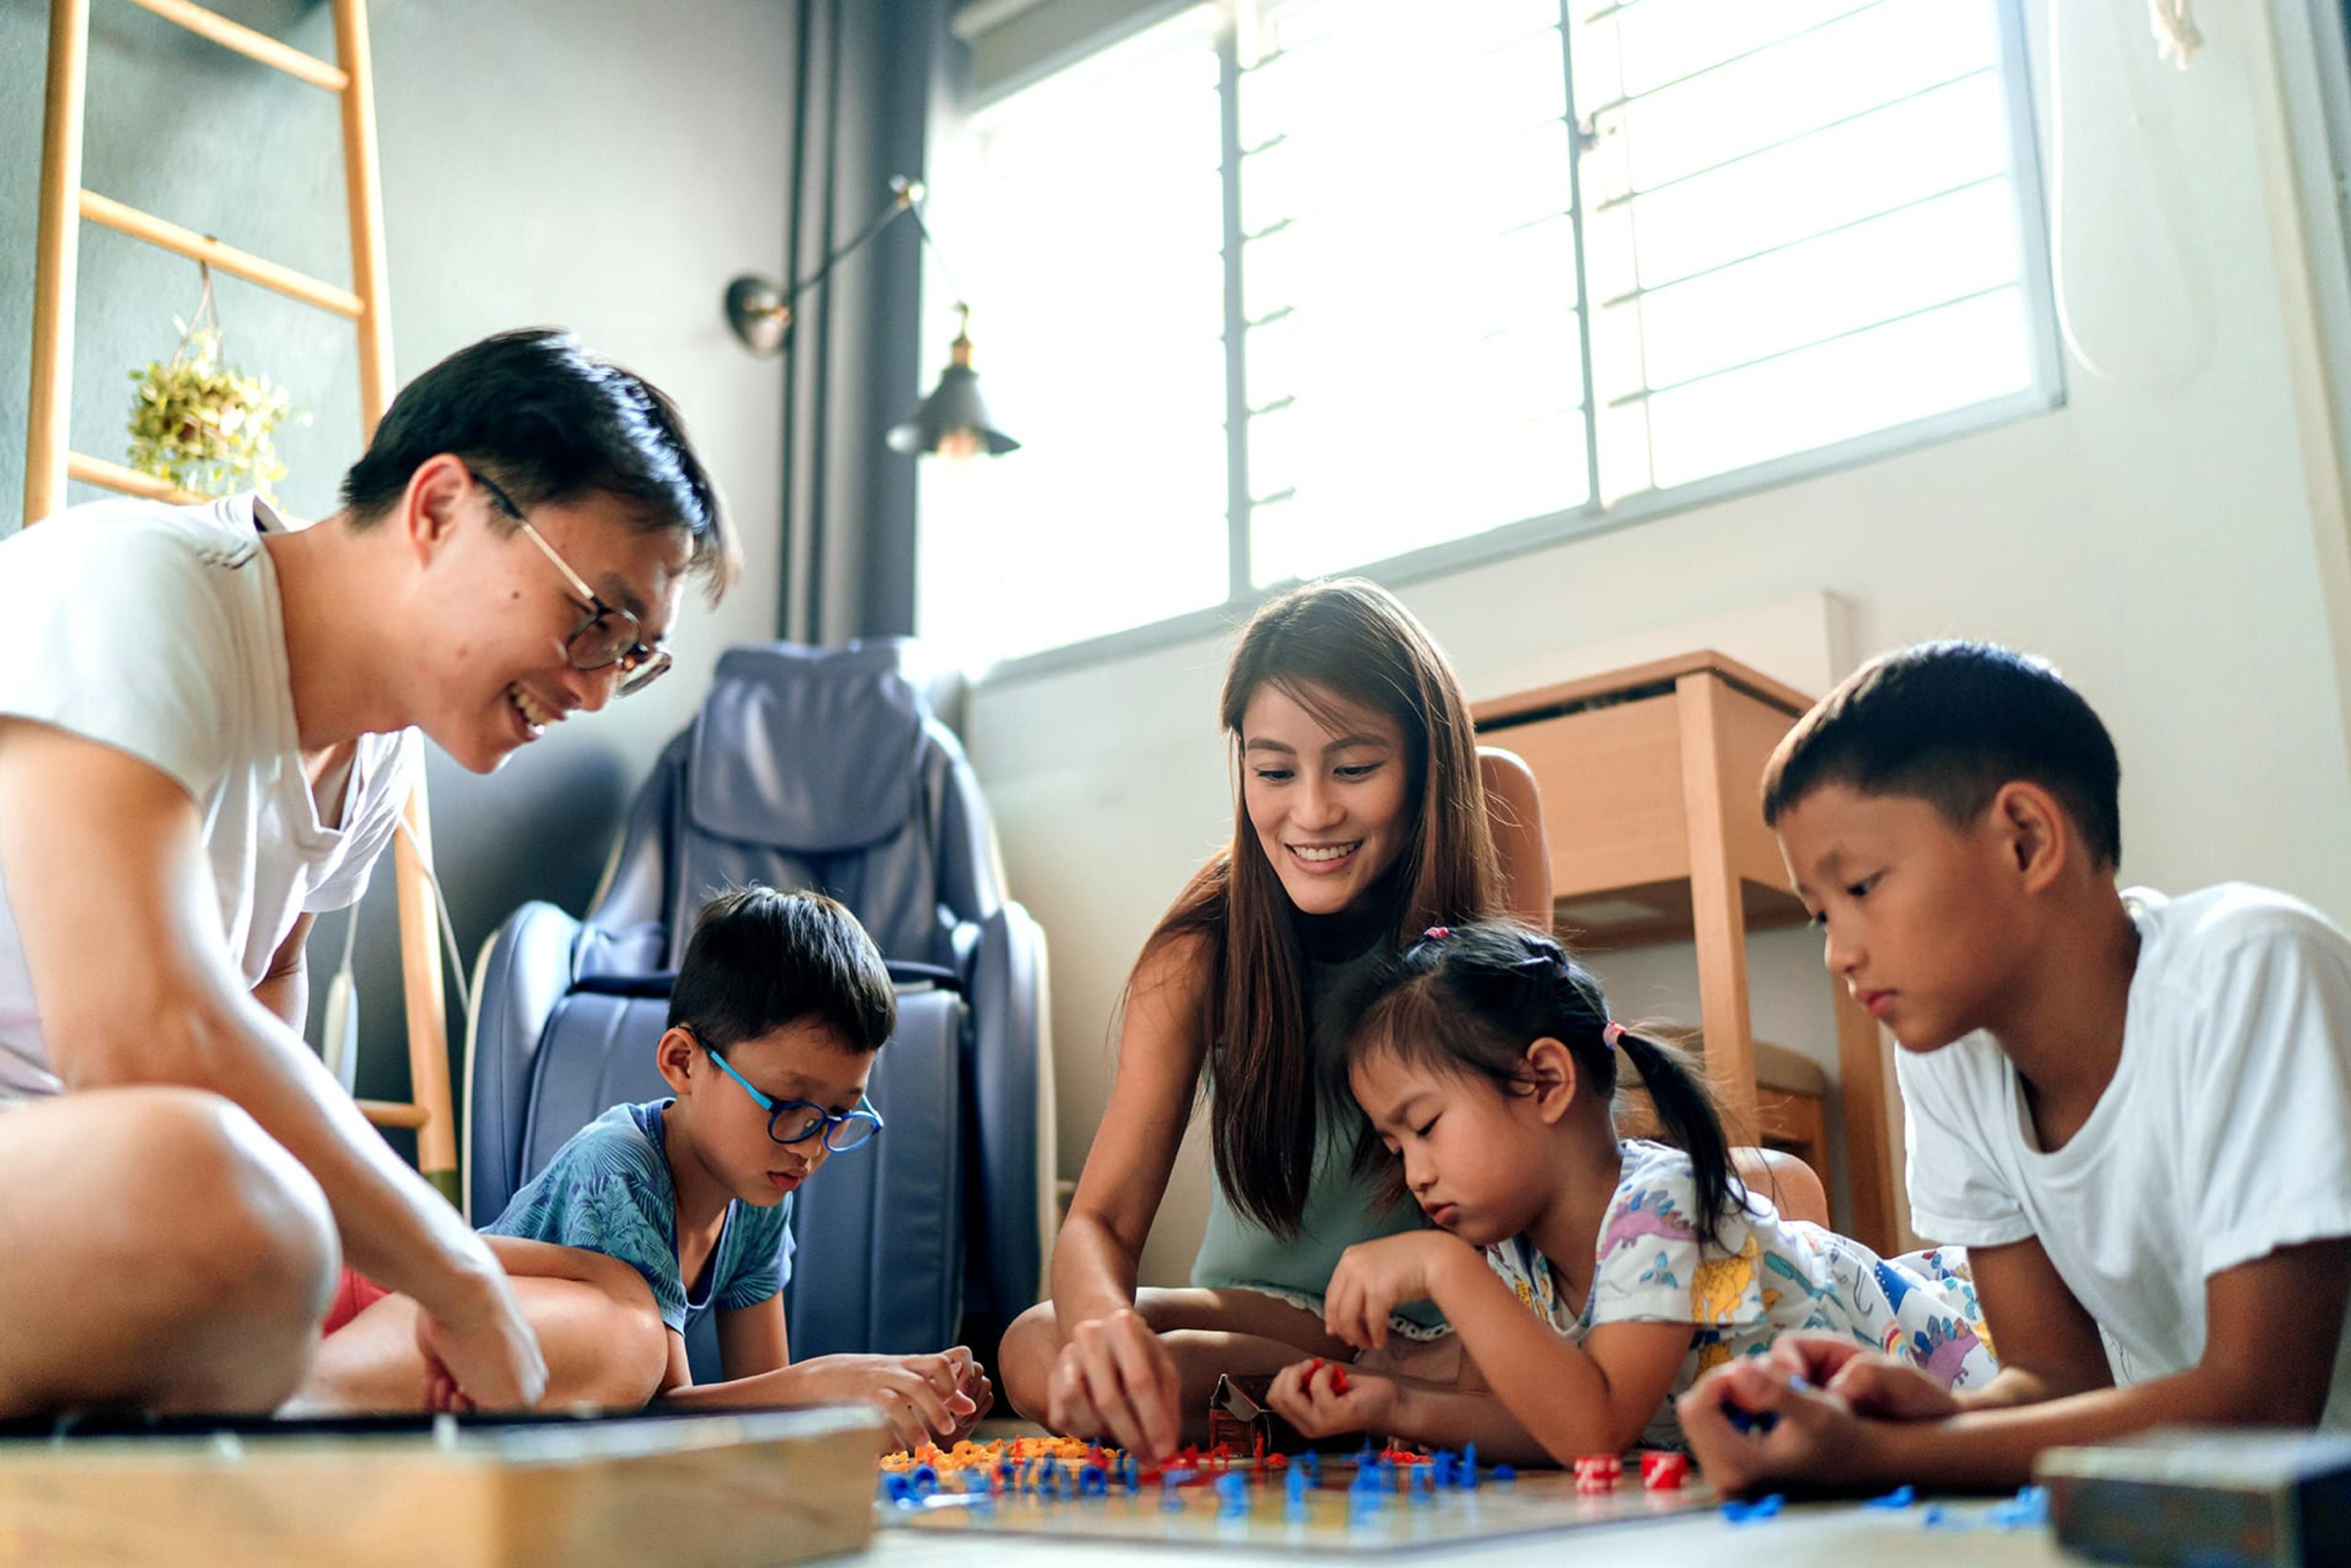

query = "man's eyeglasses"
[704,1045,884,1153]
[472,468,672,696]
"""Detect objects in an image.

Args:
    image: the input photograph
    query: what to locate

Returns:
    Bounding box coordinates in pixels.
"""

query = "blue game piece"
[1987,1485,2049,1531]
[1215,1472,1250,1519]
[1723,1403,1781,1436]
[1299,1451,1321,1485]
[911,1463,939,1497]
[1863,1484,1917,1510]
[1720,1492,1785,1525]
[883,1472,913,1506]
[1409,1465,1433,1507]
[1431,1449,1456,1488]
[1491,1463,1516,1484]
[1461,1442,1479,1491]
[1078,1463,1108,1498]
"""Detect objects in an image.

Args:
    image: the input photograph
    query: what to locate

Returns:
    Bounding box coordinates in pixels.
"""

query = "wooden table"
[1474,651,1896,1253]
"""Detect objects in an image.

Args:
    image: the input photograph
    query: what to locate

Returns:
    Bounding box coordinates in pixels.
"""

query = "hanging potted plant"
[126,263,304,501]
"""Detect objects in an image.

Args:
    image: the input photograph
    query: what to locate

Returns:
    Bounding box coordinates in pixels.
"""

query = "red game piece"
[1329,1365,1351,1395]
[1640,1452,1689,1491]
[1574,1454,1623,1495]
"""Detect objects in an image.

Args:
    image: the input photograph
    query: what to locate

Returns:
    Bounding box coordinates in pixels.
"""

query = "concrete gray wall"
[0,0,793,1152]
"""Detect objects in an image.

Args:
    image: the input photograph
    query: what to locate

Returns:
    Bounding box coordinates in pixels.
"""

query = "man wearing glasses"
[0,329,735,1417]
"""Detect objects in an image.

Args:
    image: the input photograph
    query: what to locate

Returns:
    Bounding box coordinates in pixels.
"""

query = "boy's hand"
[798,1352,972,1451]
[1761,1334,1960,1422]
[1266,1357,1396,1440]
[940,1345,994,1444]
[1678,1357,1871,1496]
[1323,1232,1470,1352]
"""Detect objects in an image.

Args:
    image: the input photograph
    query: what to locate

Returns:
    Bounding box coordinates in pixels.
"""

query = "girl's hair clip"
[1422,926,1451,941]
[1601,1020,1625,1051]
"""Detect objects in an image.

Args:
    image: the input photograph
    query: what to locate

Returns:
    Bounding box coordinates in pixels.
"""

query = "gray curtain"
[778,0,953,645]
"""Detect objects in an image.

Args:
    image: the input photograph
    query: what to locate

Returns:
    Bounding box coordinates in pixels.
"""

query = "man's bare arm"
[0,719,545,1406]
[253,913,316,1032]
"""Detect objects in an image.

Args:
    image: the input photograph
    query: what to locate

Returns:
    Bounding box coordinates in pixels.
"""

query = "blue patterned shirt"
[483,1100,793,1334]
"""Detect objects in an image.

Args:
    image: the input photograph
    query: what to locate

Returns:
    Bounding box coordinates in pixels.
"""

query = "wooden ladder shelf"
[22,0,460,1201]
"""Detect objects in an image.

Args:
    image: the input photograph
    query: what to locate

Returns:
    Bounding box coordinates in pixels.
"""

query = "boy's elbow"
[2202,1366,2331,1428]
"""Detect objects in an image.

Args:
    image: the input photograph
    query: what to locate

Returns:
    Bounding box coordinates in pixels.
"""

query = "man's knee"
[135,1089,339,1324]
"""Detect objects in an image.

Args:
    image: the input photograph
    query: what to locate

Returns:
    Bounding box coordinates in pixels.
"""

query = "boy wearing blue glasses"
[470,885,991,1446]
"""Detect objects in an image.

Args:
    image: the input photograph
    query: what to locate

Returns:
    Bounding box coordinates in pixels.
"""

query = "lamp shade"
[888,316,1019,458]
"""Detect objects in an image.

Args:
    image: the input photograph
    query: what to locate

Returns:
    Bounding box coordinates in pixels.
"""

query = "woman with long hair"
[996,578,1556,1457]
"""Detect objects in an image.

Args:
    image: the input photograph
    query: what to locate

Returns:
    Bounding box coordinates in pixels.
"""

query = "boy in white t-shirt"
[1678,640,2351,1495]
[0,329,737,1417]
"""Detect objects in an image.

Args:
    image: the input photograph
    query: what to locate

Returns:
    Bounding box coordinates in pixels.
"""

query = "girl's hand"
[1046,1307,1182,1461]
[1266,1357,1398,1440]
[1323,1232,1474,1352]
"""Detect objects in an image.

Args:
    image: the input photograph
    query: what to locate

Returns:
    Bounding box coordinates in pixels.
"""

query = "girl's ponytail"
[1341,918,1755,1251]
[1610,1030,1742,1248]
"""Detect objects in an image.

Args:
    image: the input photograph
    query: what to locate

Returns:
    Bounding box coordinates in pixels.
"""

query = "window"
[923,0,2056,671]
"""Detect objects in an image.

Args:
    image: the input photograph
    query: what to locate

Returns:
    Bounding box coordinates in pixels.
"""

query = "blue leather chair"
[464,640,1051,1378]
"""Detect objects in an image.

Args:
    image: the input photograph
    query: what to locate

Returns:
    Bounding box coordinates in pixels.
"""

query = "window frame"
[949,0,2064,687]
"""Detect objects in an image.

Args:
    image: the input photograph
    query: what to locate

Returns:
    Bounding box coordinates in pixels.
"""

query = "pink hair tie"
[1423,926,1451,941]
[1601,1021,1625,1050]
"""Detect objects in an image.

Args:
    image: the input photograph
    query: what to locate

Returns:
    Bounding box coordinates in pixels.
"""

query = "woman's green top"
[1187,937,1445,1331]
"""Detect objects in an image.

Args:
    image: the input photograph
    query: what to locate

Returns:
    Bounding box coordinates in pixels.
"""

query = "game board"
[877,1439,1716,1553]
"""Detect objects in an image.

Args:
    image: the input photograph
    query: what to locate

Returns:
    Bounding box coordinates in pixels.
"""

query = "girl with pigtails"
[1266,920,1998,1463]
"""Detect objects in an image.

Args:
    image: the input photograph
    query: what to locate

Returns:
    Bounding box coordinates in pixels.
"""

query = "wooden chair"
[23,0,459,1199]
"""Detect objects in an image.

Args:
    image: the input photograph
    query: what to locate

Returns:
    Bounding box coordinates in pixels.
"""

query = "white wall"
[0,0,795,1121]
[965,2,2351,1285]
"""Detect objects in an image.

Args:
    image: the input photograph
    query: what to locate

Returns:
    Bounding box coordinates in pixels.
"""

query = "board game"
[0,1404,882,1568]
[876,1436,1717,1553]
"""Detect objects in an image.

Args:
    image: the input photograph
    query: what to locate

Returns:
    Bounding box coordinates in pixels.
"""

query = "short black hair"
[667,887,895,1055]
[339,328,737,599]
[1761,641,2123,869]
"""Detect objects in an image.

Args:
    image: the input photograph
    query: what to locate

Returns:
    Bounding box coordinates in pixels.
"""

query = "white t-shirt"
[0,494,419,1097]
[1898,883,2351,1428]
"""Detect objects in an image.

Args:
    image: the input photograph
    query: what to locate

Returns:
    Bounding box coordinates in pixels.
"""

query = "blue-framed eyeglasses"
[704,1045,883,1152]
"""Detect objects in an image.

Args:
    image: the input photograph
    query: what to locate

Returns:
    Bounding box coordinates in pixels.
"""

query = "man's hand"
[1323,1232,1474,1352]
[410,1265,550,1412]
[1265,1357,1397,1441]
[1046,1307,1183,1461]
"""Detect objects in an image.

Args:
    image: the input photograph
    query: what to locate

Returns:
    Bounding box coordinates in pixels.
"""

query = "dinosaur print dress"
[1483,1139,1998,1449]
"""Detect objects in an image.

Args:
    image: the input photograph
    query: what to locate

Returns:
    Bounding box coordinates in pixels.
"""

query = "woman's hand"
[1323,1232,1475,1352]
[1046,1307,1182,1460]
[943,1345,995,1444]
[1265,1357,1397,1440]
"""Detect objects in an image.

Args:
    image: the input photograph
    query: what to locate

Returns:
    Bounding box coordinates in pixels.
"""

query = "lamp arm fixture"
[725,175,954,356]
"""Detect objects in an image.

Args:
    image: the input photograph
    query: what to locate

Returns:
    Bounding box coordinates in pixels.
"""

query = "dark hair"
[1139,577,1501,1237]
[667,886,894,1055]
[339,328,738,599]
[1341,921,1745,1249]
[1761,641,2121,869]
